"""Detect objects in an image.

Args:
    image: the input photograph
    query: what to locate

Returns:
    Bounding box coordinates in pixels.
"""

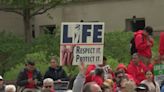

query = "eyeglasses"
[45,85,52,88]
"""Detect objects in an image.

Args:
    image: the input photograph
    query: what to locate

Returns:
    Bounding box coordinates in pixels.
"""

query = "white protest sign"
[60,22,104,65]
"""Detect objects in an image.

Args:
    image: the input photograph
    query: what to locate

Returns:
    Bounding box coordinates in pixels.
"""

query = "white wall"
[34,6,63,36]
[62,0,164,31]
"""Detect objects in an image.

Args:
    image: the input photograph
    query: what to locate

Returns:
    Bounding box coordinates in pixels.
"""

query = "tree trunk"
[23,8,32,43]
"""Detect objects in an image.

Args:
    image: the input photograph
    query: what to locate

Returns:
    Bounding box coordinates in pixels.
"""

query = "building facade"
[0,0,164,37]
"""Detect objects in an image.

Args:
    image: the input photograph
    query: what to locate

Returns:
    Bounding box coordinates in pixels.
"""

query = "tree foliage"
[0,0,74,43]
[0,0,70,17]
[2,31,159,80]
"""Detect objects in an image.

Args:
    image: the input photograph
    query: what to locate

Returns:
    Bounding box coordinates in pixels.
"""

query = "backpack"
[130,37,137,55]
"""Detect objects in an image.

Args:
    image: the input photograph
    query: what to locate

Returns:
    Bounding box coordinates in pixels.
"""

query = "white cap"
[0,75,3,80]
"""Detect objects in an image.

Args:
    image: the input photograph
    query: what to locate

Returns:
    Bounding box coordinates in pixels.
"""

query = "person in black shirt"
[44,56,68,82]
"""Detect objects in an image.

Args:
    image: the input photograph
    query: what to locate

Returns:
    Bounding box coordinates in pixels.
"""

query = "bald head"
[83,82,102,92]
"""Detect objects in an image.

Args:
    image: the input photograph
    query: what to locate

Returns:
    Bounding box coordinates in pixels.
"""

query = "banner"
[60,22,104,65]
[154,64,164,86]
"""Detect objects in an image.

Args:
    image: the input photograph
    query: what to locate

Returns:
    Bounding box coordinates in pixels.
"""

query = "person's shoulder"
[34,68,41,73]
[127,63,134,70]
[134,30,143,37]
[155,81,160,86]
[47,67,52,71]
[19,68,27,73]
[141,80,147,84]
[87,65,96,69]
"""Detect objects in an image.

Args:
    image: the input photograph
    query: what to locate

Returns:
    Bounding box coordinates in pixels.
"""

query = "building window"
[40,25,56,35]
[32,25,35,38]
[125,16,145,32]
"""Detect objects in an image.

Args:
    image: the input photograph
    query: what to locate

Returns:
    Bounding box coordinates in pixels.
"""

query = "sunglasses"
[45,85,52,88]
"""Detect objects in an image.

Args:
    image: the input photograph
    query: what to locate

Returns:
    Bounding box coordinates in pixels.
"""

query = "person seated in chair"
[16,60,42,92]
[44,56,68,82]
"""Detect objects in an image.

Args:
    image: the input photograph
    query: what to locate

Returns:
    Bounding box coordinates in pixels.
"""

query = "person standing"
[127,53,146,85]
[141,70,160,92]
[134,26,154,65]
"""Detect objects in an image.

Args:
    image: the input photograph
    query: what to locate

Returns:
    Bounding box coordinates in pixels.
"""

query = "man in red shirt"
[17,60,42,92]
[127,53,147,85]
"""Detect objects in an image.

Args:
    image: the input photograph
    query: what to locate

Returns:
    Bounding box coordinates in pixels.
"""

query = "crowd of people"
[0,56,69,92]
[72,27,164,92]
[0,27,164,92]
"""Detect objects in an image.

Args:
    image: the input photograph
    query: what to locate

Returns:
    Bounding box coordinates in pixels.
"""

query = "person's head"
[135,83,149,92]
[0,75,4,86]
[143,26,153,36]
[43,78,54,90]
[50,56,57,68]
[132,53,140,64]
[115,70,125,79]
[83,82,102,92]
[5,85,16,92]
[26,60,35,71]
[80,20,84,22]
[103,56,107,65]
[95,68,104,78]
[116,64,127,73]
[145,70,153,80]
[119,76,129,88]
[102,79,114,92]
[98,56,107,67]
[132,16,136,23]
[123,80,136,92]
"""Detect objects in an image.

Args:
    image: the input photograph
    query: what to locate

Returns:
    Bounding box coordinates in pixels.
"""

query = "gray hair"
[43,78,54,85]
[5,85,16,92]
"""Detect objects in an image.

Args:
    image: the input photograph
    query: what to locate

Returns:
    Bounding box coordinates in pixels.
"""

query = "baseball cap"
[135,84,148,91]
[0,75,3,80]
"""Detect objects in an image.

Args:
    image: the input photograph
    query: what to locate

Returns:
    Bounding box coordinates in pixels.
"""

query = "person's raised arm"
[72,62,86,92]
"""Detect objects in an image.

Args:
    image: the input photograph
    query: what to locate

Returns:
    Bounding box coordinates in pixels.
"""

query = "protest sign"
[60,22,104,65]
[154,64,164,86]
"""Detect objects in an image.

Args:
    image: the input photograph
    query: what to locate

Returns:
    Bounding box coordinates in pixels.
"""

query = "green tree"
[0,0,73,43]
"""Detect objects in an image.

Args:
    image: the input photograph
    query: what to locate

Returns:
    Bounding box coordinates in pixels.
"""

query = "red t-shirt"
[25,71,36,88]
